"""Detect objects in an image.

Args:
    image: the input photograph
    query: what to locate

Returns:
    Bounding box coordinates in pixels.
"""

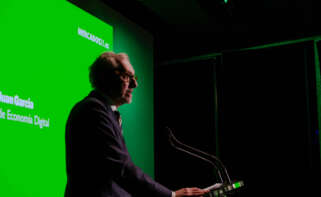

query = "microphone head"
[165,126,174,139]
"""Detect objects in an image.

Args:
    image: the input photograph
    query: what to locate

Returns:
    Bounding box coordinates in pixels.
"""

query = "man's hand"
[175,187,209,197]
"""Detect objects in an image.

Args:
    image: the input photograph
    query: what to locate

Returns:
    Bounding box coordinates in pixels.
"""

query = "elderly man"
[64,52,208,197]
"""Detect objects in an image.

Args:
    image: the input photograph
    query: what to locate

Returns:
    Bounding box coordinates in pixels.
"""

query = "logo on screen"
[78,26,110,49]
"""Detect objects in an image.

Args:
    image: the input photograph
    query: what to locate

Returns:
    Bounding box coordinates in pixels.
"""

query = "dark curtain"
[217,41,321,196]
[154,41,321,196]
[154,58,220,190]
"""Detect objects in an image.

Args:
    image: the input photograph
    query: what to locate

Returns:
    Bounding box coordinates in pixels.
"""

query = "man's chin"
[120,97,132,105]
[125,95,132,103]
[126,98,132,104]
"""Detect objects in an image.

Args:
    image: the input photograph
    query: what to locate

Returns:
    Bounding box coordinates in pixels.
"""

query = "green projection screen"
[0,0,113,196]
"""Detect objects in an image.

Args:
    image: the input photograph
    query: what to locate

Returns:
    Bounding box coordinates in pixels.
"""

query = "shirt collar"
[110,105,117,111]
[94,89,118,111]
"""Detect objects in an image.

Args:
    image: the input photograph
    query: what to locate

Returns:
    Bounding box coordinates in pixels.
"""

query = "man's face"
[110,59,138,106]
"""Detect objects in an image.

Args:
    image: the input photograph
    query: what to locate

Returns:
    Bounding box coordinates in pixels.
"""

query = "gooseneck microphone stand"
[166,127,244,197]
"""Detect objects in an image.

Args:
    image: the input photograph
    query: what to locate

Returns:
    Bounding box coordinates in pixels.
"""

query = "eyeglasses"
[115,69,138,82]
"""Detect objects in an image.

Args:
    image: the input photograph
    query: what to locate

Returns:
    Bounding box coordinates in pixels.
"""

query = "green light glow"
[233,182,241,189]
[0,1,113,197]
[224,0,228,4]
[1,1,155,197]
[314,42,321,161]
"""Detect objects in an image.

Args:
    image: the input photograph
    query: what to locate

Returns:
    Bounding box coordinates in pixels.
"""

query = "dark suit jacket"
[65,90,172,197]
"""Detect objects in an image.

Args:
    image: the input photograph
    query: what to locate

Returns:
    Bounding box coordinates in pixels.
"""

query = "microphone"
[166,126,244,196]
[167,127,225,183]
